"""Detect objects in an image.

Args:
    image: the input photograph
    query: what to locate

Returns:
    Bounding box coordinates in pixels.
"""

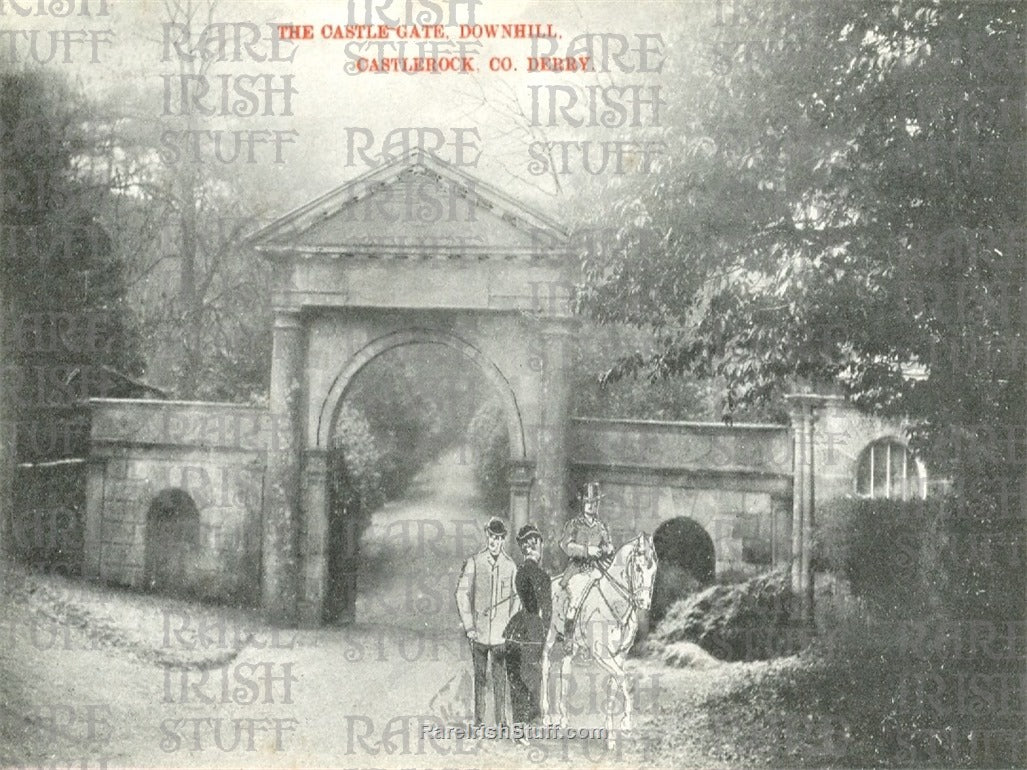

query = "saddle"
[554,569,601,625]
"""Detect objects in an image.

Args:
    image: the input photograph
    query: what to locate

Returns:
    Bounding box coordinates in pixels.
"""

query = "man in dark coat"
[504,523,551,725]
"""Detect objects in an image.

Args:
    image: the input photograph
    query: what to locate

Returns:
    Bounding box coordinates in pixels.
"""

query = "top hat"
[578,482,603,504]
[516,523,543,544]
[485,517,508,537]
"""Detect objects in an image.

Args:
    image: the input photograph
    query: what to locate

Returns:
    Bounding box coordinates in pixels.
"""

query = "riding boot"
[561,616,576,653]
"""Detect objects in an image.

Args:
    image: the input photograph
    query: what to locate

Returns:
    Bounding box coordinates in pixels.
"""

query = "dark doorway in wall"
[650,516,716,623]
[144,488,200,597]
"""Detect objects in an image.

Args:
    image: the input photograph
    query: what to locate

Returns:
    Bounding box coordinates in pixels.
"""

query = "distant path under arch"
[315,327,527,459]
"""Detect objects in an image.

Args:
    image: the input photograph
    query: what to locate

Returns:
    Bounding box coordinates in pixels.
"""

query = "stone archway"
[251,151,575,624]
[315,327,526,459]
[653,516,717,584]
[313,327,529,625]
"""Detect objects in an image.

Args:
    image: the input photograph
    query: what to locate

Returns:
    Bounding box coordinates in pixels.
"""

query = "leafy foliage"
[652,566,797,661]
[577,0,1025,484]
[817,494,1025,623]
[811,493,1026,767]
[1,68,142,461]
[581,6,1023,762]
[346,345,488,501]
[570,322,777,422]
[329,404,386,536]
[466,400,510,514]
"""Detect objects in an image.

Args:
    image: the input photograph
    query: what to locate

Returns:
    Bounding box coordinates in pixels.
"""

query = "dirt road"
[0,450,782,769]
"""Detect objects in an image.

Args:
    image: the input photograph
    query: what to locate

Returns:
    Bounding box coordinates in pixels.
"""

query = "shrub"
[816,494,1025,623]
[467,401,509,513]
[815,497,932,614]
[652,567,797,661]
[329,404,385,541]
[649,563,701,625]
[813,493,1026,767]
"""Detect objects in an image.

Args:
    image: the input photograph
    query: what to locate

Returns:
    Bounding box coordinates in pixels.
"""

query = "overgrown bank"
[648,493,1025,768]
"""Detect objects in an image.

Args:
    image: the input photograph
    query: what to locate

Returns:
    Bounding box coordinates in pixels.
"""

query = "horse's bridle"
[598,541,650,610]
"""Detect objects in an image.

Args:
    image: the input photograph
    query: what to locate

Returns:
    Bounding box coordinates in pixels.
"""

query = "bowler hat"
[485,517,508,536]
[516,523,542,544]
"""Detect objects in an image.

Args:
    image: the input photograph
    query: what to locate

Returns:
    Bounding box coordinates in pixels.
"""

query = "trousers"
[560,570,598,621]
[470,641,507,725]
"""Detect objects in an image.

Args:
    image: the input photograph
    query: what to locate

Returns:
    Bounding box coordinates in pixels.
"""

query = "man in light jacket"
[455,516,519,727]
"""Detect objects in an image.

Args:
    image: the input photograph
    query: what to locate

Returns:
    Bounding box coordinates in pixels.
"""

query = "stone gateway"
[82,152,931,626]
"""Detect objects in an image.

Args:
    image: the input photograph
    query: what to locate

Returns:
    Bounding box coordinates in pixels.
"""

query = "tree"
[578,0,1024,489]
[0,67,143,551]
[85,0,289,402]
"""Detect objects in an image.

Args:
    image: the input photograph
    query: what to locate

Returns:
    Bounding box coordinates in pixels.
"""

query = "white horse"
[541,533,658,743]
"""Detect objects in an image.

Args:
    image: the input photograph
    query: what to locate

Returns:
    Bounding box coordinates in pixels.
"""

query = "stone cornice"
[571,416,789,434]
[258,245,571,262]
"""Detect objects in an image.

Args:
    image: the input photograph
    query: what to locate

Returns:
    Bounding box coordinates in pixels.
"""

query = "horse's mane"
[610,533,653,568]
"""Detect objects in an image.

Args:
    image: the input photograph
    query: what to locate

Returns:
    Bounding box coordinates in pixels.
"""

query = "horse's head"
[625,533,659,611]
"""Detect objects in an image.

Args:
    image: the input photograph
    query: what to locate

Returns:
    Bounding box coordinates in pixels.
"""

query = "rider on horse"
[556,482,615,651]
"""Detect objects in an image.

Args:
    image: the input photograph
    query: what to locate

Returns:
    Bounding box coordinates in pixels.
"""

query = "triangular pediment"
[251,151,567,259]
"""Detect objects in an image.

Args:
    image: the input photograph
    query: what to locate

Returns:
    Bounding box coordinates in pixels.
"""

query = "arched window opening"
[856,439,926,500]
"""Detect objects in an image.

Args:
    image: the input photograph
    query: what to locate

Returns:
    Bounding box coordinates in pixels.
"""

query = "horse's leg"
[603,652,635,733]
[592,646,622,746]
[597,653,619,745]
[617,655,633,732]
[558,641,573,726]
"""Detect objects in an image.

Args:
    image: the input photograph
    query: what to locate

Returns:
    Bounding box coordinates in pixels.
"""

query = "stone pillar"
[0,275,14,561]
[82,454,107,578]
[770,493,792,568]
[534,322,573,550]
[786,394,822,627]
[508,459,534,538]
[262,309,304,625]
[299,448,328,627]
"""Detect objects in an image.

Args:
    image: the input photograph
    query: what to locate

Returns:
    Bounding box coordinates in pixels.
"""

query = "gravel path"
[0,452,837,769]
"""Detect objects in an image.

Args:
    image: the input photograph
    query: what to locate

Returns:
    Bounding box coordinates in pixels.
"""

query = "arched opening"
[321,340,519,626]
[144,488,200,597]
[856,437,927,500]
[650,516,716,623]
[316,327,525,457]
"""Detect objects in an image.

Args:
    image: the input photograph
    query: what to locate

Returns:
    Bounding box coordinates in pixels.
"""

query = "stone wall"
[811,395,941,529]
[83,399,268,604]
[13,459,86,573]
[570,418,793,575]
[81,396,923,617]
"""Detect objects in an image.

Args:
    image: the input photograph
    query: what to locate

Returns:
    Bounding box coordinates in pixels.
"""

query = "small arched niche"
[143,488,201,597]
